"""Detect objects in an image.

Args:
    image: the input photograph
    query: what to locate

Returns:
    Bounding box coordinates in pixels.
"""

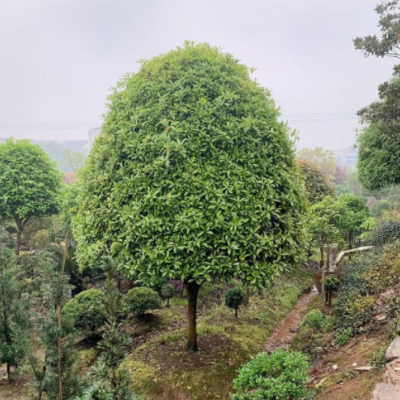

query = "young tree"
[337,194,371,251]
[0,139,62,254]
[297,159,335,204]
[0,247,29,382]
[225,288,246,319]
[73,43,308,352]
[161,283,175,307]
[296,147,337,180]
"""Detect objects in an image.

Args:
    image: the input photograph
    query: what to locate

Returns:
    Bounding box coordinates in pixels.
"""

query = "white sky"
[0,0,396,150]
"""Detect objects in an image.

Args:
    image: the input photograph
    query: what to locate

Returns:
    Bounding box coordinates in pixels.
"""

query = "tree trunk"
[16,223,23,256]
[166,297,170,308]
[7,363,11,383]
[185,280,200,353]
[326,244,331,272]
[320,247,324,269]
[321,262,326,310]
[235,308,238,319]
[246,286,250,305]
[348,231,353,260]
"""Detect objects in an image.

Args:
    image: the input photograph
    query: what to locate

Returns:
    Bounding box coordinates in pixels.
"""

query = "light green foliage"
[324,276,341,292]
[231,349,310,400]
[0,247,29,381]
[0,139,62,252]
[225,287,246,318]
[125,287,162,315]
[62,148,86,173]
[63,289,106,334]
[301,310,331,331]
[334,328,354,346]
[73,42,308,290]
[337,193,371,248]
[310,196,343,251]
[354,0,400,58]
[371,344,389,370]
[371,200,391,217]
[297,159,335,204]
[297,147,336,180]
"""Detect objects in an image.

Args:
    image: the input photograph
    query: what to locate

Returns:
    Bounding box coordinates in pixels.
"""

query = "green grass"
[121,271,313,400]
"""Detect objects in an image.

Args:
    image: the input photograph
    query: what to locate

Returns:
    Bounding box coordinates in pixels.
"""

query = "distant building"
[85,126,102,151]
[331,146,358,168]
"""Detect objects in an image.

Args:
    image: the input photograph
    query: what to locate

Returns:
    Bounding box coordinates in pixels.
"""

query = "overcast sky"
[0,0,396,150]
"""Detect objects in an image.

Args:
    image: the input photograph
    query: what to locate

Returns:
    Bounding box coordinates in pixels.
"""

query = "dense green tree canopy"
[297,159,334,204]
[357,71,400,190]
[73,43,308,351]
[0,139,62,253]
[74,42,307,284]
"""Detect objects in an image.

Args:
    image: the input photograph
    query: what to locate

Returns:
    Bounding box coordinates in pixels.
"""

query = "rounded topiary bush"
[125,287,162,315]
[63,289,106,333]
[231,349,310,400]
[225,288,246,319]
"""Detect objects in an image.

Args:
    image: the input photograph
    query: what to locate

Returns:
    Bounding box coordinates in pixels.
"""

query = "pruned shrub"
[371,222,400,246]
[231,349,310,400]
[301,310,332,332]
[324,276,341,292]
[63,289,106,334]
[161,284,175,307]
[225,288,246,319]
[125,287,162,315]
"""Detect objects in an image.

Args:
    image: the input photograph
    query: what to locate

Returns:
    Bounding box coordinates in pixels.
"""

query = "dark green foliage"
[231,349,310,400]
[76,264,138,400]
[0,139,62,253]
[386,296,400,316]
[357,70,400,190]
[0,247,29,382]
[63,289,106,334]
[73,42,308,288]
[225,288,246,318]
[371,221,400,246]
[32,259,81,400]
[354,1,400,59]
[125,287,162,315]
[161,283,175,307]
[324,276,341,292]
[371,200,391,217]
[297,159,335,204]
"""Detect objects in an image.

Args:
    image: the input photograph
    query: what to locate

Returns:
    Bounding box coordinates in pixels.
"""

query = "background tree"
[337,193,371,251]
[334,165,347,185]
[296,147,336,180]
[357,69,400,190]
[354,0,400,59]
[0,139,62,254]
[73,42,308,352]
[225,288,246,319]
[297,159,335,204]
[371,199,391,223]
[161,283,175,307]
[0,247,29,382]
[62,149,86,174]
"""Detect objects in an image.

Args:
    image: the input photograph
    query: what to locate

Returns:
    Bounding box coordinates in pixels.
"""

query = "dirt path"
[264,289,316,352]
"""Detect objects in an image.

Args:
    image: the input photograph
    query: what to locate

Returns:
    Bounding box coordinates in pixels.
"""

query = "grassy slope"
[121,271,313,400]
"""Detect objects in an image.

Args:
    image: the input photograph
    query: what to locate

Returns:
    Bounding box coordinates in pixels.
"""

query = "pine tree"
[30,234,81,400]
[76,257,138,400]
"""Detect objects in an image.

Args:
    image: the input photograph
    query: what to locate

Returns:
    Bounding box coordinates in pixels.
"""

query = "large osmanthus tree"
[0,139,62,254]
[355,0,400,190]
[73,42,308,352]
